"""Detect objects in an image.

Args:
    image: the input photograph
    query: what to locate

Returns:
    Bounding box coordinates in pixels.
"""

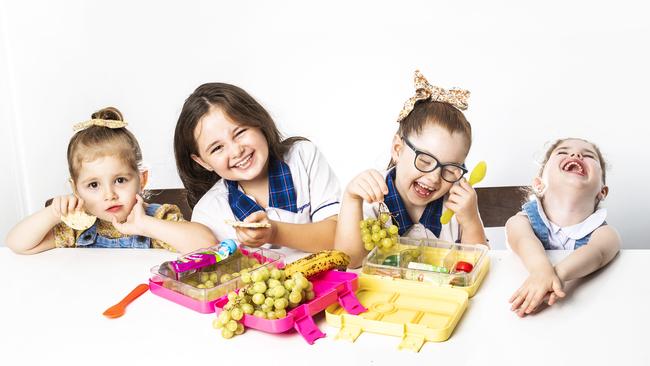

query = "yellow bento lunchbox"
[325,238,489,351]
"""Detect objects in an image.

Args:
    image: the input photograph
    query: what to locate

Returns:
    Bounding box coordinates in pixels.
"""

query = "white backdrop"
[1,0,649,248]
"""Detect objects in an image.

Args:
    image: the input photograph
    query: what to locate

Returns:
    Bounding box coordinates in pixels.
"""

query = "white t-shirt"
[361,170,459,243]
[191,140,341,261]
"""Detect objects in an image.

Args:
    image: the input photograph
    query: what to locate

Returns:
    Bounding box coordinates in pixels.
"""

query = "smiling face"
[536,139,607,201]
[191,106,270,183]
[74,156,143,222]
[391,123,470,208]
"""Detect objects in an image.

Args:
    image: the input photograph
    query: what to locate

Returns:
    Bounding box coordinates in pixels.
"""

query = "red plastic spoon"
[103,284,149,318]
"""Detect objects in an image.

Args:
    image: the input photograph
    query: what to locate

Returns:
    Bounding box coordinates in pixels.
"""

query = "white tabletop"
[0,247,648,366]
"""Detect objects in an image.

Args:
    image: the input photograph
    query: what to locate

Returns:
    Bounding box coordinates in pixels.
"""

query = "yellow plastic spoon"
[440,161,487,225]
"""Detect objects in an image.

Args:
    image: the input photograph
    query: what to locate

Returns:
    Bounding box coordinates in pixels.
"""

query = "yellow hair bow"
[72,118,128,133]
[397,70,470,122]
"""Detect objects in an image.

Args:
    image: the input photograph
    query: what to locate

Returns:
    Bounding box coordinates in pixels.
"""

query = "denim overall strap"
[573,221,607,249]
[522,200,551,250]
[75,204,161,248]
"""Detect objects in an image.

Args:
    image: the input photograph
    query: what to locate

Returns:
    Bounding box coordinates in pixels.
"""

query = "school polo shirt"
[191,140,341,260]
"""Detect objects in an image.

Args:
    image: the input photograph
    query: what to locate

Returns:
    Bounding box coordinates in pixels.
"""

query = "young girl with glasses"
[335,70,488,267]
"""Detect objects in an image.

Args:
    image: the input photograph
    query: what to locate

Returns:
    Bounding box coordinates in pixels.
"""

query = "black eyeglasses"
[401,136,468,183]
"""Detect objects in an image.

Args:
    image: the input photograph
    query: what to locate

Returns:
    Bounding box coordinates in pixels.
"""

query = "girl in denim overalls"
[506,138,621,317]
[6,107,216,254]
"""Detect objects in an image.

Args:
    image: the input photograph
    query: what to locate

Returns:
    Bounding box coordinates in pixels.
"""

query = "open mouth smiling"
[561,158,587,176]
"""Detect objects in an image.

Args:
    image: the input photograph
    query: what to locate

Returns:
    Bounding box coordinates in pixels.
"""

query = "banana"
[284,250,351,278]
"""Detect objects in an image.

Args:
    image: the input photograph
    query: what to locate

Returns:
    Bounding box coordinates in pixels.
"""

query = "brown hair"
[67,107,143,182]
[388,100,472,169]
[538,138,607,184]
[174,83,306,208]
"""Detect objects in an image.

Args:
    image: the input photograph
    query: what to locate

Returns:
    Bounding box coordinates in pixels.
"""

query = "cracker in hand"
[61,211,97,230]
[224,219,271,229]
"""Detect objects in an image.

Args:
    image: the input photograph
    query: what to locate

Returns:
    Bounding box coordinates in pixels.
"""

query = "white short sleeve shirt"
[191,140,341,260]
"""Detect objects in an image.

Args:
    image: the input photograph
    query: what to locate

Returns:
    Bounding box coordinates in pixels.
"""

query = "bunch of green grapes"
[359,212,399,252]
[186,257,262,289]
[212,267,315,339]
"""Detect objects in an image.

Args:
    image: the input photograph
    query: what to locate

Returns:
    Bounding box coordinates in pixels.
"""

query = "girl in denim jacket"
[506,138,621,317]
[6,107,216,254]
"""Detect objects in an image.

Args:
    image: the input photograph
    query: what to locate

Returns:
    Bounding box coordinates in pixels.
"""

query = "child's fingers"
[357,180,381,203]
[525,290,546,314]
[368,170,389,195]
[510,289,527,311]
[548,293,558,306]
[244,210,266,223]
[518,291,536,315]
[552,280,566,298]
[76,197,85,211]
[67,196,77,214]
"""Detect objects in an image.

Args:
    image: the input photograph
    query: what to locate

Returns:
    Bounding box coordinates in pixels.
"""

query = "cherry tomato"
[455,261,474,273]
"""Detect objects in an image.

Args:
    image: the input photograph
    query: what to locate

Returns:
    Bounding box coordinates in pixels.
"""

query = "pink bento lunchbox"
[149,246,285,313]
[214,270,367,344]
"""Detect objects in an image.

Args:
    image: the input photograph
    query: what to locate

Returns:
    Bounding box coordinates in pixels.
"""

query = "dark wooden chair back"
[45,188,194,220]
[475,186,529,227]
[146,189,193,220]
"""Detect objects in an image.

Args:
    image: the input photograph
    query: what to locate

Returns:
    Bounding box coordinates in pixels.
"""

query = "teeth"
[416,182,434,191]
[563,161,584,173]
[234,155,251,168]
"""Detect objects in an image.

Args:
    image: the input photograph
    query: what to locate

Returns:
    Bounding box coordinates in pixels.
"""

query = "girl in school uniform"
[173,83,341,260]
[335,70,488,267]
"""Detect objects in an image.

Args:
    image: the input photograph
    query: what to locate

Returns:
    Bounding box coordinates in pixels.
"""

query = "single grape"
[274,298,288,310]
[284,279,295,290]
[266,311,277,320]
[251,271,263,283]
[253,310,267,319]
[371,224,381,233]
[381,237,393,249]
[231,307,244,321]
[220,274,232,283]
[364,242,375,251]
[209,273,219,282]
[221,328,234,339]
[275,309,287,319]
[388,225,399,235]
[378,229,387,239]
[289,290,302,304]
[371,233,381,243]
[252,293,265,305]
[294,277,309,291]
[227,291,238,302]
[241,272,252,283]
[361,233,372,243]
[235,323,245,335]
[273,285,286,298]
[253,281,267,294]
[241,303,254,314]
[212,318,223,329]
[267,279,281,289]
[270,268,282,280]
[264,297,275,308]
[305,290,315,301]
[379,212,390,223]
[225,319,238,332]
[218,310,231,324]
[197,284,206,289]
